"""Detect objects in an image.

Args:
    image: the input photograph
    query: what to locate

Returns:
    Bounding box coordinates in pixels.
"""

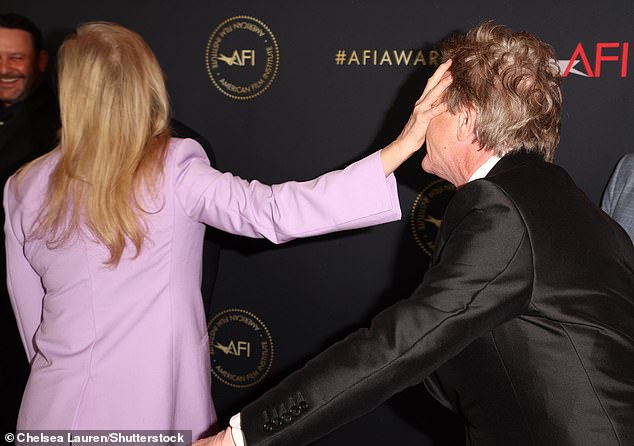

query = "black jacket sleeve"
[241,180,535,446]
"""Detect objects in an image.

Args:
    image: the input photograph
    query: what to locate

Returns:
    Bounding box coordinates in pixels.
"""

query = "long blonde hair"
[24,22,171,266]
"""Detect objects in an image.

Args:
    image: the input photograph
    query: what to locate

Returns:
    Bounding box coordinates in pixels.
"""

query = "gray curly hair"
[441,21,562,161]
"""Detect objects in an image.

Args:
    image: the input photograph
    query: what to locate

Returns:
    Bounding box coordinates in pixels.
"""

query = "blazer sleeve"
[3,177,45,362]
[239,180,535,446]
[172,138,401,243]
[602,156,626,216]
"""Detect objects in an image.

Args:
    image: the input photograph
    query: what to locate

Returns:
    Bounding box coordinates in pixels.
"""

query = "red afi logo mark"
[559,42,629,77]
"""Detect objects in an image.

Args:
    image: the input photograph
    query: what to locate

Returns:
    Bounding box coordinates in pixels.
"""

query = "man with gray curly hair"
[200,21,634,446]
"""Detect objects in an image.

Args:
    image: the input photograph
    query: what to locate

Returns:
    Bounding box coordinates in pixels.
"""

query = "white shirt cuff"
[229,413,246,446]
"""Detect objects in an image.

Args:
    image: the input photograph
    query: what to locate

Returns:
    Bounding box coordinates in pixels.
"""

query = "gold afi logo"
[410,179,456,258]
[208,308,274,388]
[205,16,280,100]
[213,340,251,357]
[217,50,256,67]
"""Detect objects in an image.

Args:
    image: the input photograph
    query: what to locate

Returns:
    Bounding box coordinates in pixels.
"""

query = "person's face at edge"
[422,106,464,185]
[0,27,45,106]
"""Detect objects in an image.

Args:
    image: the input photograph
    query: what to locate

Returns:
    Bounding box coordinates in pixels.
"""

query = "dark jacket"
[239,152,634,446]
[0,82,60,184]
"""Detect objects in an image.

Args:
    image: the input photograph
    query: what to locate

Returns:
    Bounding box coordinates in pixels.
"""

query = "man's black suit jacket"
[239,152,634,446]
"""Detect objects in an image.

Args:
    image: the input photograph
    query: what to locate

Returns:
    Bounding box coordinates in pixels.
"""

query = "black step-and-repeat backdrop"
[4,1,632,444]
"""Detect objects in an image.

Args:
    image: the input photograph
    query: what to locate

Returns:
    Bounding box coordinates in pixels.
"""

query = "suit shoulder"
[162,137,212,193]
[617,153,634,172]
[443,179,523,234]
[454,178,515,206]
[165,137,208,165]
[7,150,60,210]
[487,159,577,203]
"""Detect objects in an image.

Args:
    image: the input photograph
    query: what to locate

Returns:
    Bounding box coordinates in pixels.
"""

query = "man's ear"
[36,50,48,74]
[456,105,477,142]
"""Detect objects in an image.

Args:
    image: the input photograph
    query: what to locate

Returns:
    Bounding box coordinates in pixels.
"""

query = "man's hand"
[191,428,235,446]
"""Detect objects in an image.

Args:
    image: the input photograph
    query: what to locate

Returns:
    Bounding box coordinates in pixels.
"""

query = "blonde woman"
[3,23,451,439]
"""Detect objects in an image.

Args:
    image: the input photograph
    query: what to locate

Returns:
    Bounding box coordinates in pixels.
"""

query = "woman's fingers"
[415,58,453,106]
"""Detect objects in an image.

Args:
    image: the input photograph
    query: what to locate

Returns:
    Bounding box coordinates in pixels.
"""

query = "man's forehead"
[0,27,36,53]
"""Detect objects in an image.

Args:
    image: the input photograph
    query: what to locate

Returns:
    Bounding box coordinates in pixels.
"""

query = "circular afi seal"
[207,308,274,388]
[205,16,280,100]
[410,179,456,257]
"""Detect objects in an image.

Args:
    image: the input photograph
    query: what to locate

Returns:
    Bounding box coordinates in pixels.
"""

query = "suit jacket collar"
[431,150,547,266]
[486,150,547,178]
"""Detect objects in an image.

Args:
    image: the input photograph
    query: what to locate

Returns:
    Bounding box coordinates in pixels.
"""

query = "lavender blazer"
[3,138,401,439]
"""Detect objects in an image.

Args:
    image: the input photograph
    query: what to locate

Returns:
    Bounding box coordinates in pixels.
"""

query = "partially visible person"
[0,12,59,436]
[3,22,451,440]
[198,21,634,446]
[602,152,634,242]
[0,13,58,175]
[0,15,224,436]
